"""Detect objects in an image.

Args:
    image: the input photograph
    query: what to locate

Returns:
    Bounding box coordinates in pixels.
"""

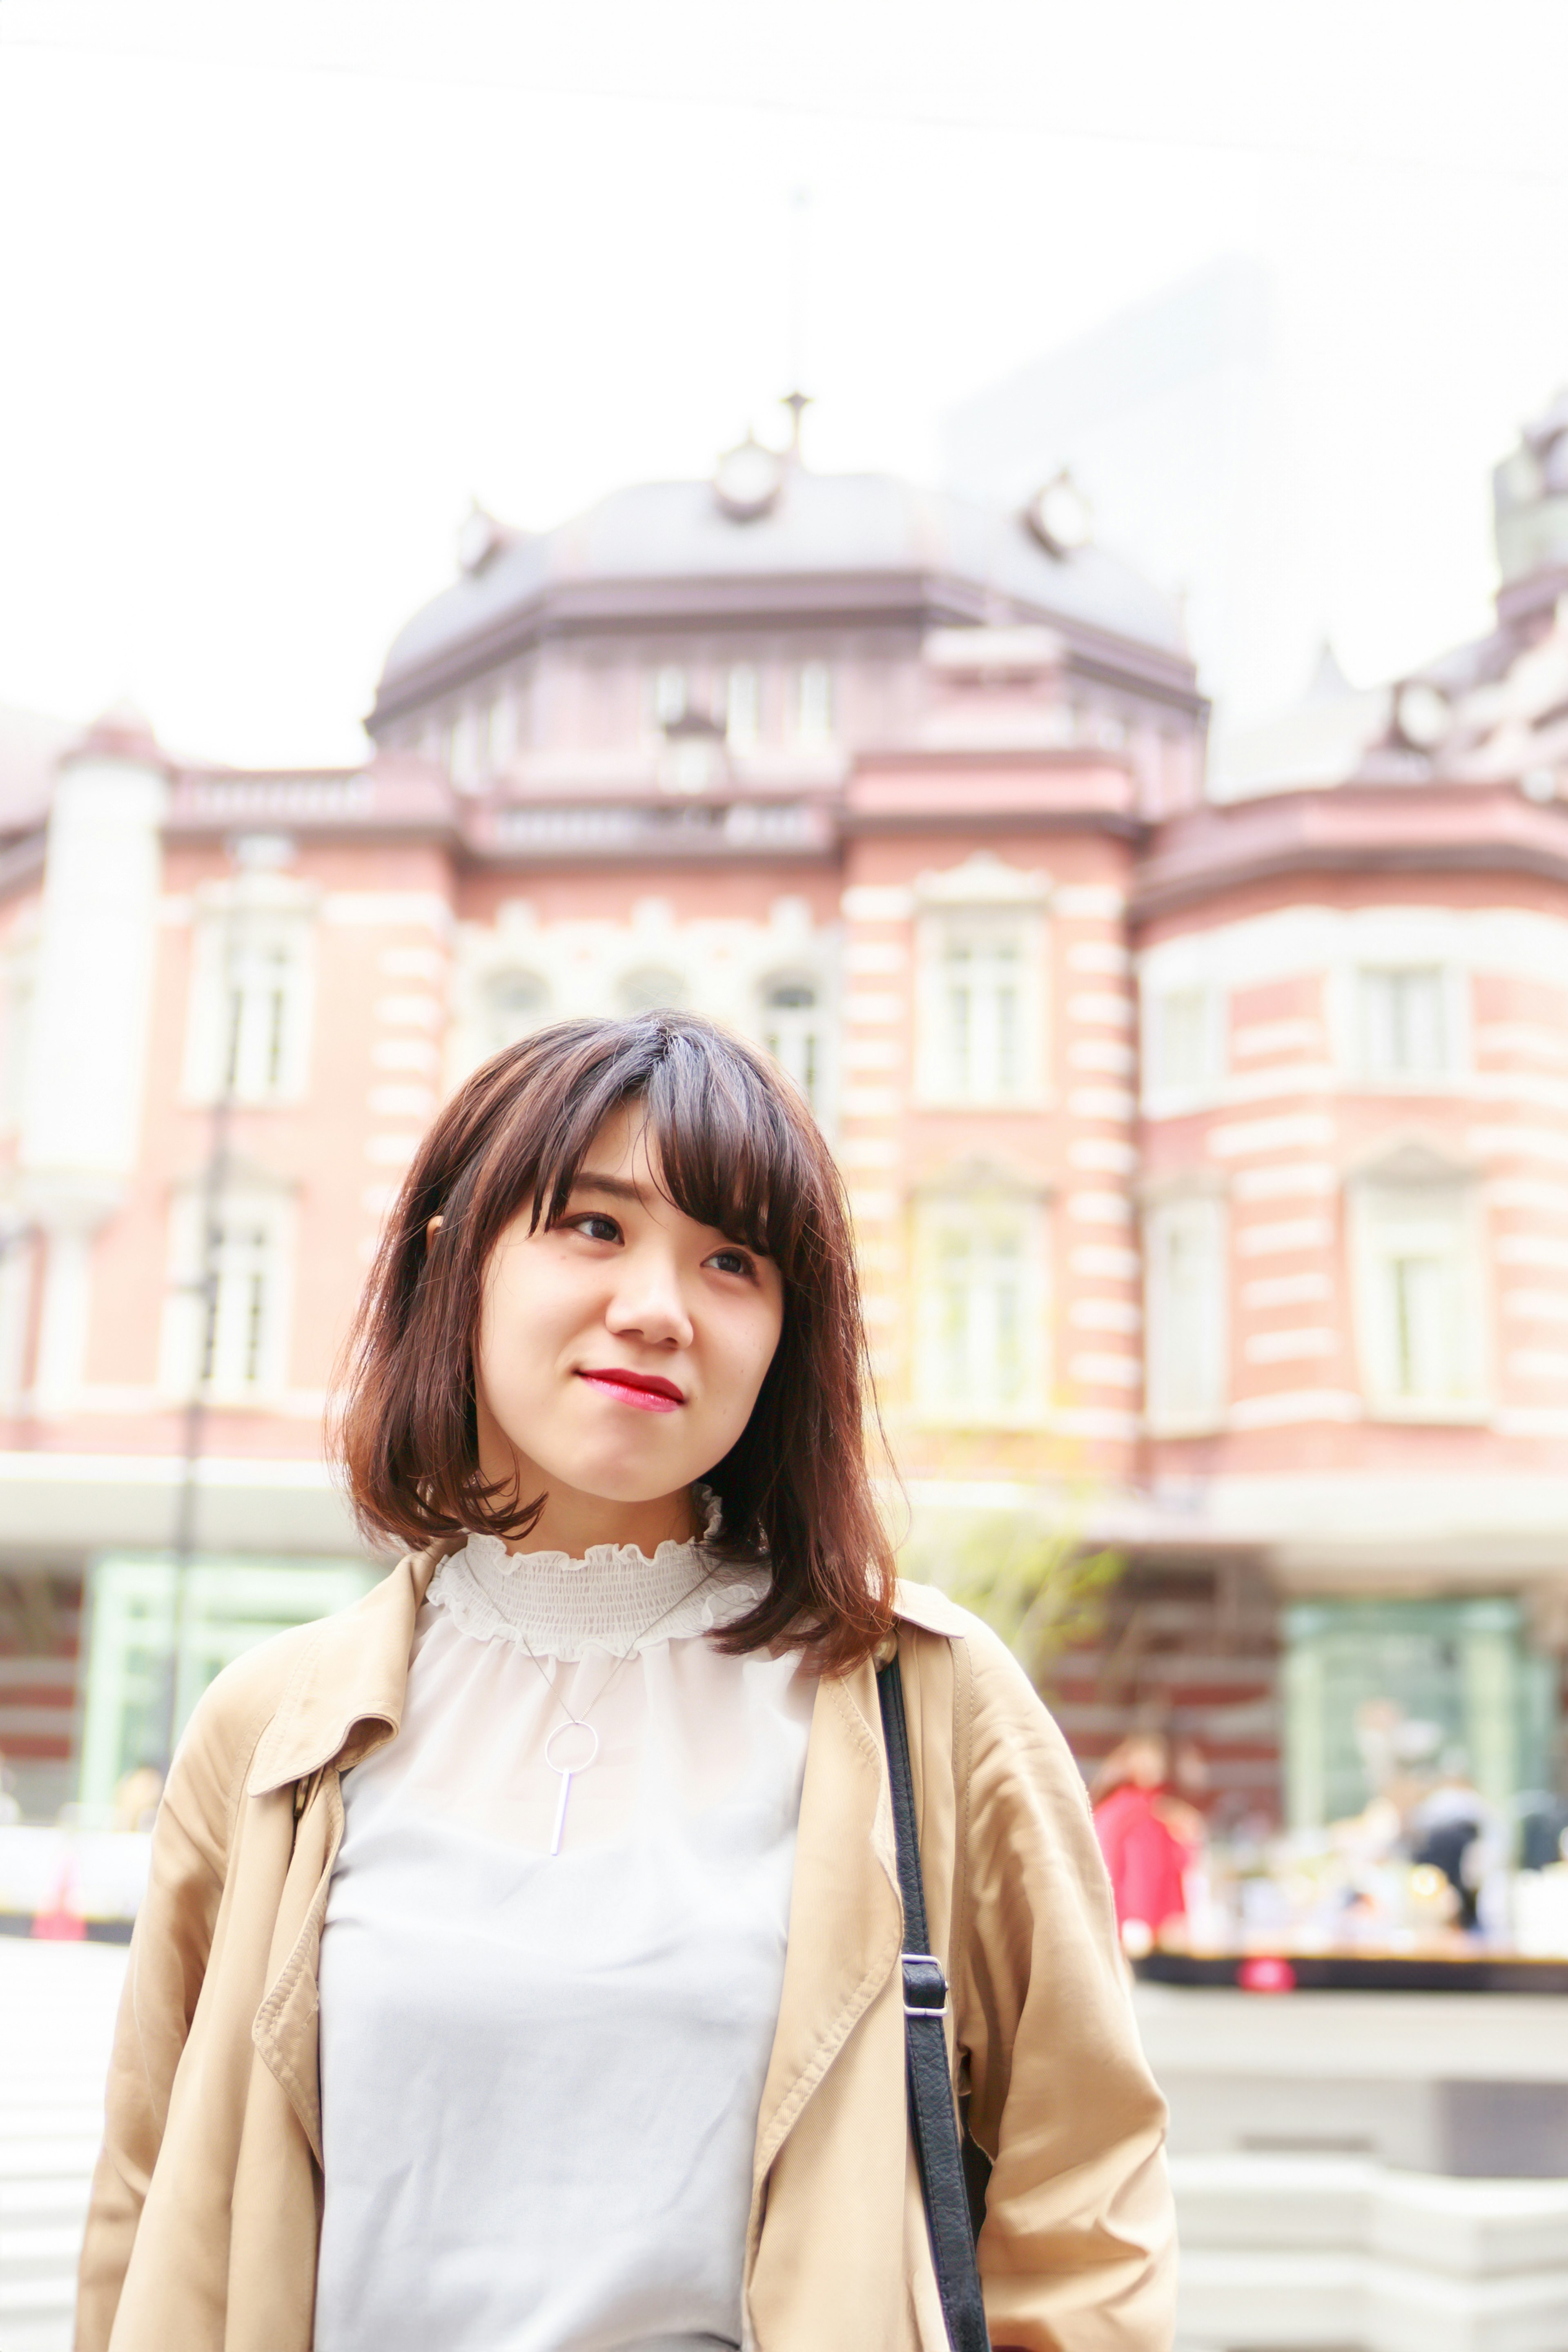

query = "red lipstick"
[577,1368,686,1414]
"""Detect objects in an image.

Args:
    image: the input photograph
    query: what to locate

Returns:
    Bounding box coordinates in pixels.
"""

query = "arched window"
[617,968,688,1016]
[479,969,549,1060]
[761,975,824,1109]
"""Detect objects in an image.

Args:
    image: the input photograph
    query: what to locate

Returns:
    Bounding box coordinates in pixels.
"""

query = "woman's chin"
[534,1451,699,1511]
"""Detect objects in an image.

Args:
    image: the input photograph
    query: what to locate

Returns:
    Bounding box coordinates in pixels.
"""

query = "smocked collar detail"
[424,1489,768,1661]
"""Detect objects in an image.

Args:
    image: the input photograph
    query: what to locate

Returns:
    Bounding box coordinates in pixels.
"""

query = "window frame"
[474,966,552,1063]
[1141,978,1227,1112]
[794,659,833,749]
[1143,1189,1229,1435]
[1352,960,1468,1087]
[160,1184,295,1408]
[914,903,1047,1109]
[615,966,690,1017]
[911,1187,1048,1428]
[758,970,829,1116]
[1350,1175,1488,1422]
[724,663,761,751]
[0,939,37,1136]
[181,886,316,1109]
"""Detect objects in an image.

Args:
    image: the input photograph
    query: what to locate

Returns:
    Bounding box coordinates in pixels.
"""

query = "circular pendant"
[545,1719,600,1777]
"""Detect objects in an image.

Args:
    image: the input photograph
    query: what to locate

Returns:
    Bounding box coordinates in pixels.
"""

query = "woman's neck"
[497,1481,699,1562]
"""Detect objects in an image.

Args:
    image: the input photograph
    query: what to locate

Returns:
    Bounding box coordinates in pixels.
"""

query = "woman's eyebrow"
[567,1171,646,1203]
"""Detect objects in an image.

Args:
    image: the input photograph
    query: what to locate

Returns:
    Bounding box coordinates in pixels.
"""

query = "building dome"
[370,467,1189,727]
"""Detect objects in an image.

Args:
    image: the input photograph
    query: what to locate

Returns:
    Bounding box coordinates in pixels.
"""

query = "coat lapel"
[751,1659,903,2195]
[245,1541,454,2157]
[246,1541,456,1798]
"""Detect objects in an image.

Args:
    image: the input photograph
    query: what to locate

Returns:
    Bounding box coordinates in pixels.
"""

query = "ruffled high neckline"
[425,1490,768,1660]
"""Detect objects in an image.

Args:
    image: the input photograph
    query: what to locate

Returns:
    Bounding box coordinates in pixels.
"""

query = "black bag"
[876,1657,991,2352]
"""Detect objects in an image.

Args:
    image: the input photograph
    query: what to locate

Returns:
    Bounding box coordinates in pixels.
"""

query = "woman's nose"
[605,1256,693,1348]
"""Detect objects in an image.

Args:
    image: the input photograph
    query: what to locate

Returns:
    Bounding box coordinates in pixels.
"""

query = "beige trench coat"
[77,1549,1175,2352]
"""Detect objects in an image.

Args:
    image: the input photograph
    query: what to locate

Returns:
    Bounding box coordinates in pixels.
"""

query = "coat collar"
[246,1539,459,1797]
[246,1547,958,1802]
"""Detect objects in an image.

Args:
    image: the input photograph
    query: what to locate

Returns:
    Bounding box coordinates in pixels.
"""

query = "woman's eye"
[571,1213,621,1244]
[706,1247,756,1280]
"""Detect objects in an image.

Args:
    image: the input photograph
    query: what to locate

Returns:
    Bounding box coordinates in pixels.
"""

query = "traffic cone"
[32,1858,87,1942]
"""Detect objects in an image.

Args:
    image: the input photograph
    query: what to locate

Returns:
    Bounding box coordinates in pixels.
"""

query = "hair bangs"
[524,1023,806,1274]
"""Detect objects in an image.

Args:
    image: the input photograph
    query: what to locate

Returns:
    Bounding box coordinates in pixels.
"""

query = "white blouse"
[314,1516,817,2352]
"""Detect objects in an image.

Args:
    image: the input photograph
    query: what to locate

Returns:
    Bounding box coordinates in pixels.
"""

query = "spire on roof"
[780,389,812,457]
[1303,639,1353,704]
[68,699,167,768]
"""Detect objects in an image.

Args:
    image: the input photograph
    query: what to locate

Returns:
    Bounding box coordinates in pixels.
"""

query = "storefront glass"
[1282,1596,1557,1831]
[78,1554,381,1813]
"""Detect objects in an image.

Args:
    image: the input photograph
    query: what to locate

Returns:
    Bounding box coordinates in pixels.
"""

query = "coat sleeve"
[954,1628,1177,2352]
[74,1697,239,2351]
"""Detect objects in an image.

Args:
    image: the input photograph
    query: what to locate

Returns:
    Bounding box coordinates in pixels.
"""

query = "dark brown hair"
[335,1012,895,1673]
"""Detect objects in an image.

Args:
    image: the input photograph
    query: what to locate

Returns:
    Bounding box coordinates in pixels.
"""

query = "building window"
[451,703,491,793]
[1357,966,1454,1080]
[186,911,313,1105]
[1145,982,1223,1097]
[1282,1598,1555,1834]
[652,667,687,729]
[919,911,1041,1104]
[78,1556,379,1814]
[795,660,833,748]
[0,1226,32,1411]
[478,969,549,1062]
[761,976,825,1109]
[914,1194,1044,1423]
[0,950,35,1134]
[1145,1194,1227,1432]
[162,1193,291,1405]
[618,967,688,1016]
[1353,1183,1483,1414]
[725,664,760,749]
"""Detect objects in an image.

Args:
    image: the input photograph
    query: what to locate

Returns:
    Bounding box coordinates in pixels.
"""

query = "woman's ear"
[426,1215,444,1247]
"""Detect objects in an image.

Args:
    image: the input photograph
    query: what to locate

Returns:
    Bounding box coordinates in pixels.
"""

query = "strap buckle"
[902,1951,950,2019]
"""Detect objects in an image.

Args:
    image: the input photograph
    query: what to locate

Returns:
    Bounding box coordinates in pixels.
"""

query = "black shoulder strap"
[876,1655,991,2352]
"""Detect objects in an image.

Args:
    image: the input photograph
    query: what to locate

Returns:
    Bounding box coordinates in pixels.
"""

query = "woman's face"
[472,1103,785,1536]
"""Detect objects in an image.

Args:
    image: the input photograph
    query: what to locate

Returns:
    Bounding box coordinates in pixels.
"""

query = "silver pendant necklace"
[513,1552,723,1856]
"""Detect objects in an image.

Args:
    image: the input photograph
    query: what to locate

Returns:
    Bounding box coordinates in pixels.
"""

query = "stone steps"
[0,1941,126,2352]
[1173,2153,1568,2352]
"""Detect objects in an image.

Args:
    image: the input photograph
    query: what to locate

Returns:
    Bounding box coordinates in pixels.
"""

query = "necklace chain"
[514,1556,724,1731]
[505,1543,726,1855]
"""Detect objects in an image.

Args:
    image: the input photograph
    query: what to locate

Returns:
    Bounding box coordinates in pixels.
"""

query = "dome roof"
[373,468,1189,717]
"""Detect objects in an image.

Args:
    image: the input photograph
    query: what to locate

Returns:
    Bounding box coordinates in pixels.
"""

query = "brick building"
[3,404,1568,1831]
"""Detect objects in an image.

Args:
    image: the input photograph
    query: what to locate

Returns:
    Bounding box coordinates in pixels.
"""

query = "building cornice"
[367,567,1202,732]
[1133,782,1568,920]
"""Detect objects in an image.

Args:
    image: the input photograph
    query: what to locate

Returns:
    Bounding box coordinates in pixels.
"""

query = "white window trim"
[159,1183,296,1408]
[1325,949,1471,1090]
[758,968,832,1120]
[1140,978,1229,1116]
[725,664,761,751]
[793,659,833,749]
[0,940,37,1137]
[911,1186,1049,1429]
[472,964,552,1065]
[1144,1188,1229,1435]
[651,665,687,732]
[914,904,1049,1109]
[616,965,690,1017]
[1344,959,1470,1089]
[180,879,317,1108]
[1350,1175,1489,1423]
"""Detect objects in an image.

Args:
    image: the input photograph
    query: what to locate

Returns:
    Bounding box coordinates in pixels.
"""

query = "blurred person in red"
[1091,1733,1204,1955]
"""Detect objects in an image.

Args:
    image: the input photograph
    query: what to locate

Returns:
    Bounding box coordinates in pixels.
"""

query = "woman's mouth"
[576,1368,686,1414]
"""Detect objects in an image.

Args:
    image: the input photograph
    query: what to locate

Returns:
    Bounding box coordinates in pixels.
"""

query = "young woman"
[78,1013,1174,2352]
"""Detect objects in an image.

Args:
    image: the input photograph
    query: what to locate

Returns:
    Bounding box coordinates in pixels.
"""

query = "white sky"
[2,0,1568,765]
